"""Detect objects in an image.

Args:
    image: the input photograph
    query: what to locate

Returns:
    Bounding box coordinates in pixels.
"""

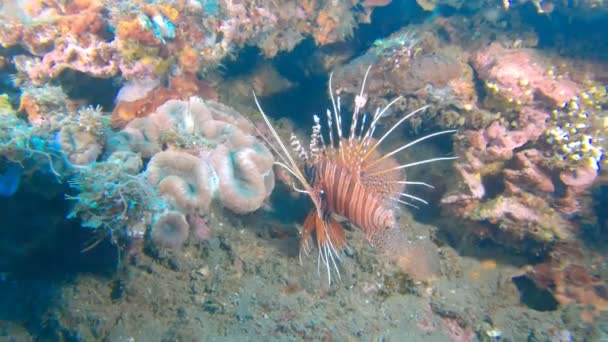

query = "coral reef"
[440,42,605,251]
[332,25,478,131]
[55,106,107,165]
[66,154,160,233]
[1,0,375,86]
[0,88,82,180]
[284,3,608,259]
[111,73,218,128]
[146,150,217,213]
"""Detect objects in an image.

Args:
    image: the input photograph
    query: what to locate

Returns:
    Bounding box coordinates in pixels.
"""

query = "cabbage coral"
[113,96,275,215]
[151,211,190,250]
[147,150,217,213]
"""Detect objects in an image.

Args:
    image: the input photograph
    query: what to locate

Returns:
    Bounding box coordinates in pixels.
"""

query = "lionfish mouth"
[253,65,457,286]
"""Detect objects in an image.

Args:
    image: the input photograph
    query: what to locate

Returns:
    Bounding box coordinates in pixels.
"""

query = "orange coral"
[116,17,160,46]
[160,5,179,22]
[0,18,24,48]
[143,4,180,23]
[21,0,105,37]
[314,9,338,45]
[111,74,217,128]
[21,0,45,17]
[57,10,104,37]
[449,76,477,107]
[300,0,316,15]
[178,46,200,73]
[21,24,60,55]
[18,94,43,124]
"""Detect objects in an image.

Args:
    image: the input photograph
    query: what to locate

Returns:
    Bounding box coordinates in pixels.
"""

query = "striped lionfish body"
[254,66,456,284]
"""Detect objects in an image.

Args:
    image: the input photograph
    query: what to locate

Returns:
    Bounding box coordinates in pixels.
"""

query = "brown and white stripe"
[314,158,394,239]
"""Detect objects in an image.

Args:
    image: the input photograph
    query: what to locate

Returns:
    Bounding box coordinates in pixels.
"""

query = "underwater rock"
[332,24,476,130]
[515,241,608,324]
[472,43,582,108]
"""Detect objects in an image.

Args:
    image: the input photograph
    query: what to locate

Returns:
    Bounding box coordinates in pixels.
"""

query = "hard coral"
[56,106,106,166]
[0,17,24,48]
[211,140,274,214]
[441,43,602,252]
[18,85,70,125]
[116,16,162,46]
[120,97,274,215]
[111,74,217,128]
[545,85,607,172]
[472,43,582,108]
[442,118,577,249]
[470,192,572,244]
[151,211,190,250]
[147,150,217,213]
[14,35,118,85]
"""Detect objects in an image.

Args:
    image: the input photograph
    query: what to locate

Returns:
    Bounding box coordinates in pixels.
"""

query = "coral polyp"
[546,85,607,171]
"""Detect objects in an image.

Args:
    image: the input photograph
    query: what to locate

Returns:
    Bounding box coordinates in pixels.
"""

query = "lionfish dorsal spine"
[358,112,368,142]
[348,65,372,143]
[326,109,335,149]
[362,107,380,142]
[289,134,309,161]
[309,115,323,161]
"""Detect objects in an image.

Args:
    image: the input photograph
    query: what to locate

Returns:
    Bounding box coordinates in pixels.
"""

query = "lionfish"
[254,66,456,284]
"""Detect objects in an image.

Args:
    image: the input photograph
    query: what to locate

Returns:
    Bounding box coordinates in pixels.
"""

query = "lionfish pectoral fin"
[299,211,317,262]
[324,218,347,253]
[299,210,347,285]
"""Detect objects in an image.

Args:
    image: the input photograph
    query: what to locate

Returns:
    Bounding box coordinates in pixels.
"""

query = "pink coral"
[187,214,211,241]
[442,112,548,205]
[14,35,118,85]
[147,150,217,213]
[503,149,555,194]
[472,43,582,107]
[441,104,580,247]
[57,125,102,165]
[559,164,597,193]
[210,143,274,213]
[124,97,275,215]
[151,211,190,250]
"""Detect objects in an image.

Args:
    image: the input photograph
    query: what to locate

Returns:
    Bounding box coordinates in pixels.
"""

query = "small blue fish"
[0,162,21,197]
